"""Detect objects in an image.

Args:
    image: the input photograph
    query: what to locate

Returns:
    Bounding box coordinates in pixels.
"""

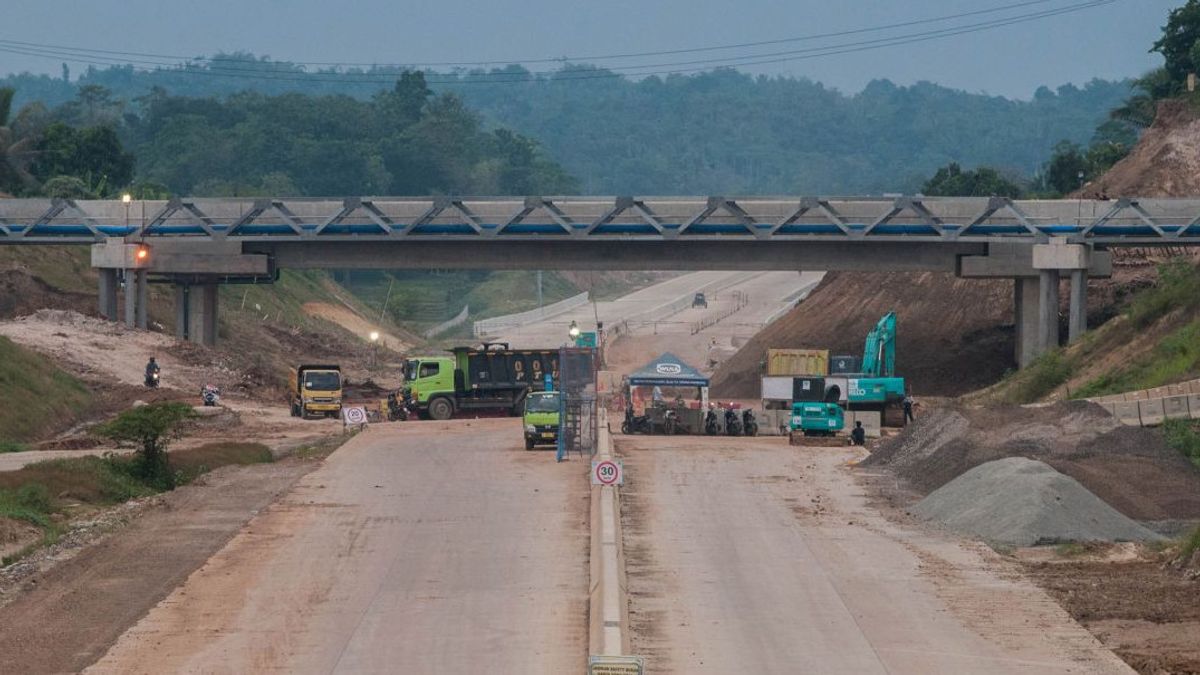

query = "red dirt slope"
[710,271,1014,398]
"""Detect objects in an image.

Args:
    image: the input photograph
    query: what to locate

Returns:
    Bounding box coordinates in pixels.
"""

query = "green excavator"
[843,312,907,426]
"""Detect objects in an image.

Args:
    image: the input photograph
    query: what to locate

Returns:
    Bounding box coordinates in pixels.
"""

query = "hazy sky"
[0,0,1182,98]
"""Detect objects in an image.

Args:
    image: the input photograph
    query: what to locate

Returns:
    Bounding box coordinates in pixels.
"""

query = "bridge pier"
[122,269,148,330]
[173,282,219,346]
[98,268,119,320]
[962,242,1108,368]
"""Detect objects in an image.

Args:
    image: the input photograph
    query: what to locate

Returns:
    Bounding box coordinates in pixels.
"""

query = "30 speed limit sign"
[591,459,623,486]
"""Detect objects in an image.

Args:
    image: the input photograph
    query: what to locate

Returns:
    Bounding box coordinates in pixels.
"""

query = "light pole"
[121,192,132,229]
[568,320,580,344]
[369,331,380,369]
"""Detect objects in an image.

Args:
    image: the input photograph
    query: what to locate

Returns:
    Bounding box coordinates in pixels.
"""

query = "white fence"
[473,291,590,337]
[423,304,470,338]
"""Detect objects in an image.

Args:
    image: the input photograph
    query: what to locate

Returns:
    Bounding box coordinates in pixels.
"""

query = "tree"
[1152,0,1200,85]
[0,87,40,195]
[97,402,195,488]
[921,162,1023,198]
[31,122,135,195]
[1043,141,1090,195]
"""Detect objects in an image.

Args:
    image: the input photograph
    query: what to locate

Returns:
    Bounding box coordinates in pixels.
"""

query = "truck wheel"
[525,438,535,451]
[300,404,309,419]
[428,398,453,421]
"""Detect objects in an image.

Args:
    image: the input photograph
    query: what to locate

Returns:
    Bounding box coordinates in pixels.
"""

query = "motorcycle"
[386,393,409,422]
[742,409,758,437]
[621,408,652,435]
[724,408,742,436]
[704,409,719,435]
[201,384,220,407]
[663,408,679,436]
[145,371,160,388]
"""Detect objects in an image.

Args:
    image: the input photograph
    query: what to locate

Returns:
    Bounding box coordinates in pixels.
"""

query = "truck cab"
[289,365,343,419]
[522,391,561,450]
[790,401,845,437]
[403,356,456,419]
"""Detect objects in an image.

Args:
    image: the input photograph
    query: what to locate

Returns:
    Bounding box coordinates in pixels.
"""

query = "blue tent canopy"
[628,352,710,388]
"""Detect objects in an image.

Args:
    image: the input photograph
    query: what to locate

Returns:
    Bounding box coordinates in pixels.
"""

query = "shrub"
[96,402,196,489]
[1163,418,1200,468]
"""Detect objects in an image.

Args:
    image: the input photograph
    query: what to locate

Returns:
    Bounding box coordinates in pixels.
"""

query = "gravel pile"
[914,457,1166,547]
[864,401,1200,521]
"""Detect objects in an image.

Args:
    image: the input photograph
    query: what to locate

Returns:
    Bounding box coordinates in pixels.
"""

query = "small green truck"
[522,391,561,450]
[402,343,559,420]
[790,401,845,437]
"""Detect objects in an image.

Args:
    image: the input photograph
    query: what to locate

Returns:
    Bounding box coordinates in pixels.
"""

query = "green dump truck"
[522,390,561,450]
[403,343,559,420]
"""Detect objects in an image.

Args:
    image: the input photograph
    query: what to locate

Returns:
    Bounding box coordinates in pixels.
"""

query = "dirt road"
[618,435,1134,674]
[87,418,589,674]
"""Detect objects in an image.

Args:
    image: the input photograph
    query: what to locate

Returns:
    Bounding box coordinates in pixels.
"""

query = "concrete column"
[1038,269,1060,353]
[188,284,218,346]
[174,284,190,341]
[135,270,148,329]
[1068,269,1088,343]
[1014,277,1041,368]
[123,269,136,328]
[97,268,119,320]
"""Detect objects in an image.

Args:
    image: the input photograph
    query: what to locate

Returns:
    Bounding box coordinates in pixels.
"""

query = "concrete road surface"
[87,419,589,674]
[618,436,1134,675]
[495,270,815,348]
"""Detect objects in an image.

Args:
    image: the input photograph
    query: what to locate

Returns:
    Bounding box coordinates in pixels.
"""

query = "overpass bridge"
[2,195,1198,366]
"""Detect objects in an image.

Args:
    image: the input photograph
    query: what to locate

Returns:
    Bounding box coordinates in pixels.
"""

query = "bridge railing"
[473,292,590,338]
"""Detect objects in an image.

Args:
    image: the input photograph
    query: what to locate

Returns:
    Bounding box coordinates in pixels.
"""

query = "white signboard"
[588,655,645,675]
[761,376,794,400]
[343,406,368,426]
[591,459,623,486]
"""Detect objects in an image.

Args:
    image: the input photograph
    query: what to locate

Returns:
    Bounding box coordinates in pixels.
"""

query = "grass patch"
[1180,525,1200,561]
[171,442,274,484]
[1000,349,1075,404]
[1162,418,1200,469]
[0,441,27,453]
[0,336,93,443]
[0,441,273,566]
[1128,259,1200,329]
[1074,317,1200,398]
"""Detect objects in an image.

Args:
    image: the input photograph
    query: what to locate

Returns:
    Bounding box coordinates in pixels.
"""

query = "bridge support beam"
[97,268,119,320]
[1038,269,1061,355]
[122,269,148,330]
[1068,269,1088,343]
[173,282,218,346]
[1014,277,1041,368]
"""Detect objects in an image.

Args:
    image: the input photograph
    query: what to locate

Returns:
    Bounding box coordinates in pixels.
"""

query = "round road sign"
[343,406,367,425]
[594,460,621,486]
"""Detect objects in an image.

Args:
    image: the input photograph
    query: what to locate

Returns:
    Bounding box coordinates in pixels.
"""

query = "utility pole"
[536,270,543,310]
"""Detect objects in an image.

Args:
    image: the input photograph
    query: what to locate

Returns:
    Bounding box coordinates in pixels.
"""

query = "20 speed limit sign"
[343,406,368,425]
[592,459,623,486]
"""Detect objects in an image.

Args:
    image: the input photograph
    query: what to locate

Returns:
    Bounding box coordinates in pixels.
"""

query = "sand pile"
[914,457,1166,546]
[865,400,1200,521]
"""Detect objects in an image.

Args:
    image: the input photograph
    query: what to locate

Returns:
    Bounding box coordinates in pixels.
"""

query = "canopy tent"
[628,352,710,388]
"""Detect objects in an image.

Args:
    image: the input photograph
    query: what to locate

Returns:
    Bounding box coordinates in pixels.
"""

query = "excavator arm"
[860,312,896,377]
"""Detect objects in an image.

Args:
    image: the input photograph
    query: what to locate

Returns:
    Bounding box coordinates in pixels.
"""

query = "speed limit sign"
[343,406,368,426]
[591,459,623,486]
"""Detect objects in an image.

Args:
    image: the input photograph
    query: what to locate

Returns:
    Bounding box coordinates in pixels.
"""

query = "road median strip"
[588,411,639,671]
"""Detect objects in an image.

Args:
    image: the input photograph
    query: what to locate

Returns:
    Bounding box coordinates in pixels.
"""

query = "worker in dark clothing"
[850,421,866,446]
[903,394,915,423]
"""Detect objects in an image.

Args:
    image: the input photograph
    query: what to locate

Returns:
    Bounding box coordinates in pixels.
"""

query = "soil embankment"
[711,271,1014,398]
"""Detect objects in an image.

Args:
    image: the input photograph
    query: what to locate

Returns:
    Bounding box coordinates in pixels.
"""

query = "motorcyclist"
[144,357,161,387]
[742,408,757,436]
[704,404,719,435]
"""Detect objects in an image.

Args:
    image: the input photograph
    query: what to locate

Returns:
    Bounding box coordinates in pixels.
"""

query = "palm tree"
[0,88,39,195]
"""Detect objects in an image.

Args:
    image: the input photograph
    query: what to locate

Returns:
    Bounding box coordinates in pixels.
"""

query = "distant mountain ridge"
[2,58,1132,195]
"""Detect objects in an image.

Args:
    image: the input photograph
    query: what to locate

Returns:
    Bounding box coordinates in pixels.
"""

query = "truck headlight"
[524,425,536,435]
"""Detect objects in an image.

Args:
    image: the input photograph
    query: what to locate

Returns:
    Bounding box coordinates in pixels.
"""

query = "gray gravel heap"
[913,456,1165,547]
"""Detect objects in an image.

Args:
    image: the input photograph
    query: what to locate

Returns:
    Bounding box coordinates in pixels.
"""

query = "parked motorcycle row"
[624,404,758,437]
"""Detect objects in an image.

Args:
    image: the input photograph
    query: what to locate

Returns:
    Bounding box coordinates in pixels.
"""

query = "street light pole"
[369,331,380,369]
